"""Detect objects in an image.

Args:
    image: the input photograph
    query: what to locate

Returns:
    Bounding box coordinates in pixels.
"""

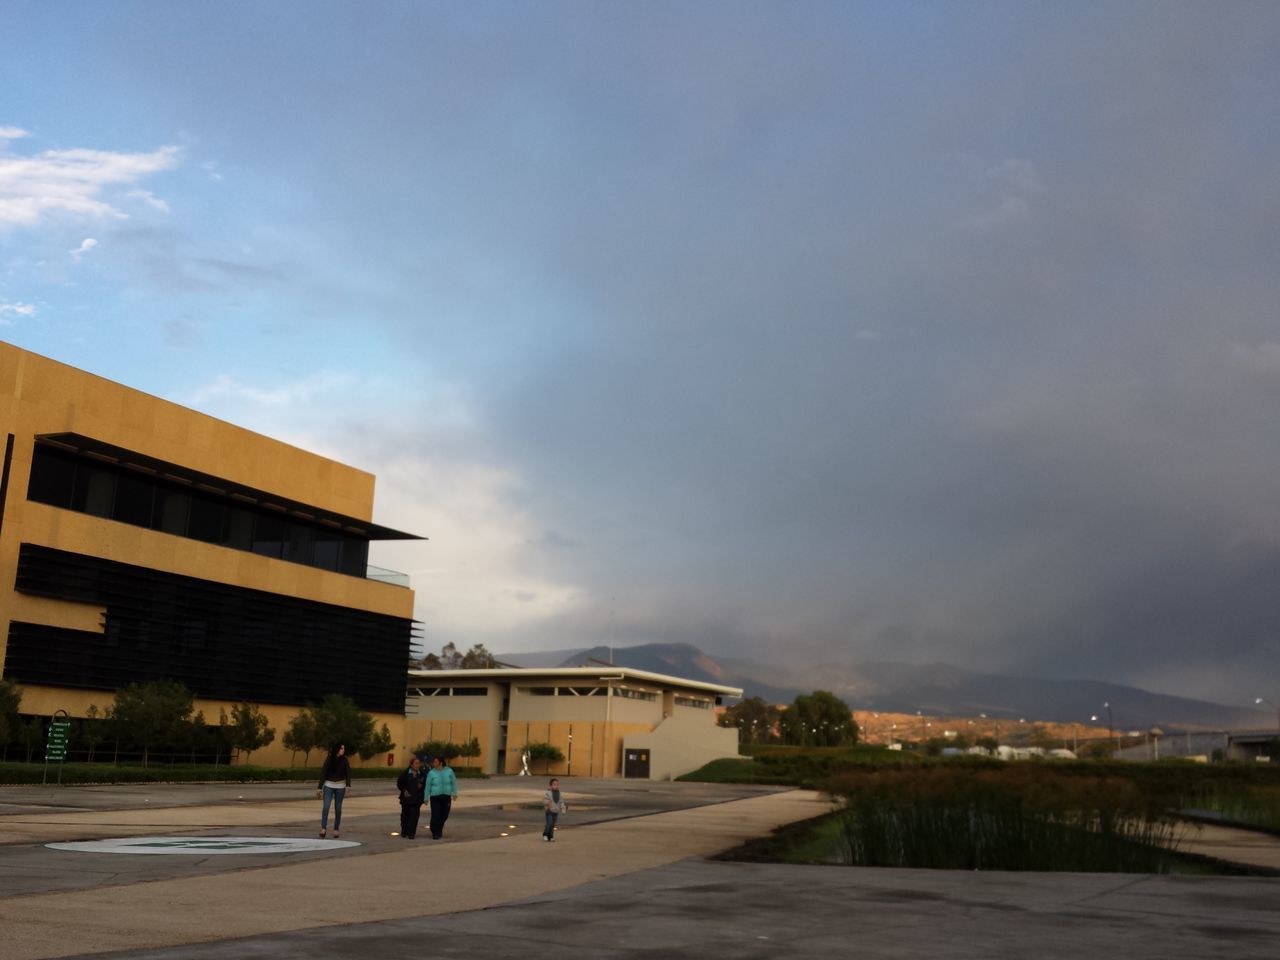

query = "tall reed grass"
[828,766,1184,872]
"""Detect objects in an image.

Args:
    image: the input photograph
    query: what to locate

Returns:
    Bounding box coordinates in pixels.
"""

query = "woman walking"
[318,742,351,839]
[397,755,425,839]
[426,755,458,840]
[543,777,567,842]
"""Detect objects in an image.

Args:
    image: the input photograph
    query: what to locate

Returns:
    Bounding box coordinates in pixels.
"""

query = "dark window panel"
[154,485,191,535]
[187,492,224,543]
[252,512,285,559]
[113,472,155,527]
[340,537,369,577]
[26,447,77,508]
[225,505,254,550]
[73,464,116,518]
[284,520,314,566]
[312,528,343,571]
[24,447,382,580]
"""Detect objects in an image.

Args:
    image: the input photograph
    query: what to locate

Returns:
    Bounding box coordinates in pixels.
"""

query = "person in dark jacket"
[397,755,425,839]
[318,743,351,838]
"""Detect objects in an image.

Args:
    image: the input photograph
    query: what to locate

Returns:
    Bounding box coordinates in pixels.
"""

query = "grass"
[686,746,1280,874]
[827,765,1181,872]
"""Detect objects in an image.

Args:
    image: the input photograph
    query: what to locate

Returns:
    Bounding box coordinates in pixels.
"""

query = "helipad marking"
[46,836,359,855]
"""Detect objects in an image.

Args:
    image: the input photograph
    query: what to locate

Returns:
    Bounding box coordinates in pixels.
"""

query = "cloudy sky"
[3,2,1278,704]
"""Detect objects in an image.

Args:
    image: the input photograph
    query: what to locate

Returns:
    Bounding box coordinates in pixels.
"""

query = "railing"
[366,564,410,587]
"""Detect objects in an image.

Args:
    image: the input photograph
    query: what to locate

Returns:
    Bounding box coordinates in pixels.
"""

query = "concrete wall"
[623,710,741,780]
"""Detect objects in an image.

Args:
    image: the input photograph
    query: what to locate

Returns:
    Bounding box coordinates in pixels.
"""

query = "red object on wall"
[387,752,395,766]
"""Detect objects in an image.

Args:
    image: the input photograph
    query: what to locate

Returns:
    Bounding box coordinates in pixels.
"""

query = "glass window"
[26,447,77,507]
[154,484,190,535]
[284,520,314,565]
[312,526,343,572]
[187,492,225,543]
[113,471,155,527]
[252,512,286,558]
[24,447,380,580]
[72,464,116,518]
[340,537,368,577]
[225,505,254,550]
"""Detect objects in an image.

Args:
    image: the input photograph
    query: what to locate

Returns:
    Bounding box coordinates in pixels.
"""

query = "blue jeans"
[544,810,558,839]
[321,785,345,831]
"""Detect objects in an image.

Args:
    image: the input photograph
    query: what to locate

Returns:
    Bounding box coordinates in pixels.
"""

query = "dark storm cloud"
[134,2,1277,701]
[366,4,1280,702]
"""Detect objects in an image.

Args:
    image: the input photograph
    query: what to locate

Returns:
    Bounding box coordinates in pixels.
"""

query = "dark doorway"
[623,749,650,779]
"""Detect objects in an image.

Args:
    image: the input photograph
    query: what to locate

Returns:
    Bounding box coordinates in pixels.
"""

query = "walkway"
[1,779,1277,959]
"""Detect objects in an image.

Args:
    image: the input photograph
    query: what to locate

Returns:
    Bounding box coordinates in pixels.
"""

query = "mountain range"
[499,642,1272,732]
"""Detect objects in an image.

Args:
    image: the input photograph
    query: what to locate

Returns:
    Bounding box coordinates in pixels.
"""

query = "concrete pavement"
[1,778,1277,959]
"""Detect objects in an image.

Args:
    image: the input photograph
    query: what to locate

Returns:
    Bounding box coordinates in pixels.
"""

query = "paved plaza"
[1,777,1277,959]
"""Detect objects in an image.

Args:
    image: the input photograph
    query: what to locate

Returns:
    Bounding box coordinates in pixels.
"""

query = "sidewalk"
[0,783,826,959]
[1,780,1277,960]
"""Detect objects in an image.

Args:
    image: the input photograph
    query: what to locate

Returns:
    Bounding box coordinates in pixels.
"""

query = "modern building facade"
[404,666,742,780]
[0,343,421,764]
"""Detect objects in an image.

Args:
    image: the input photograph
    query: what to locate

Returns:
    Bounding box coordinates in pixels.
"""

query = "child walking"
[543,777,567,841]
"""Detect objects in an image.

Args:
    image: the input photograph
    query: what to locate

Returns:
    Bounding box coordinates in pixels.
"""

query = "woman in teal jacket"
[426,755,458,840]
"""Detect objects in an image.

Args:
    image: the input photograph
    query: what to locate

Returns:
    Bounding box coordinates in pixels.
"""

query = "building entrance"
[623,749,650,779]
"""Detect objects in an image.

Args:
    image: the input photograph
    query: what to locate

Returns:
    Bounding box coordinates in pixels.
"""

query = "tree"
[459,736,481,768]
[416,737,483,767]
[460,644,498,669]
[107,680,198,767]
[311,693,375,756]
[719,697,781,745]
[19,716,45,761]
[358,723,396,764]
[283,709,319,765]
[413,739,462,761]
[781,691,857,746]
[0,678,22,753]
[525,741,564,774]
[226,702,276,763]
[78,704,107,763]
[421,642,497,670]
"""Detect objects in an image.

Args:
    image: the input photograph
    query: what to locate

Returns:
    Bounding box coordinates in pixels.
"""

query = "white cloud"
[1229,340,1280,376]
[0,297,36,322]
[187,370,359,407]
[368,454,587,638]
[0,133,180,228]
[970,157,1044,230]
[125,188,172,213]
[70,237,97,258]
[986,158,1045,196]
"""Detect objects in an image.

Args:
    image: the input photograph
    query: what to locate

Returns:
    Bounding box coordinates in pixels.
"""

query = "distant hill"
[498,641,1270,731]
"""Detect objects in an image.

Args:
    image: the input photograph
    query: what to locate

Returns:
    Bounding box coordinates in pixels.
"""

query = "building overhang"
[36,432,424,541]
[406,665,742,699]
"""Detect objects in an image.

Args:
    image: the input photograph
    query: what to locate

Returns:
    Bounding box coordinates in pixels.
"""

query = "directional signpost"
[43,710,71,785]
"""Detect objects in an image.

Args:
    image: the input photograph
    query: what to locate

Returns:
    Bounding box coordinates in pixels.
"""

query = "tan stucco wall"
[502,718,653,778]
[0,345,410,627]
[623,710,741,780]
[0,343,416,760]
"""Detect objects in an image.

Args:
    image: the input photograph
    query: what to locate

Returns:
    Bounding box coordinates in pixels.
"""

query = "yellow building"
[405,666,742,780]
[0,342,421,765]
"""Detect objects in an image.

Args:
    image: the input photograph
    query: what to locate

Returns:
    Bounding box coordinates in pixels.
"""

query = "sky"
[2,2,1278,705]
